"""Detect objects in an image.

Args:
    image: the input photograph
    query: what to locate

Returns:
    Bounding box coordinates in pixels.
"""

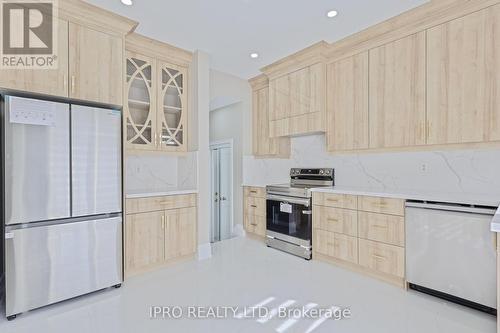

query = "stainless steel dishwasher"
[406,201,497,314]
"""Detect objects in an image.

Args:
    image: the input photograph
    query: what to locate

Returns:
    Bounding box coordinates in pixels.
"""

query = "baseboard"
[314,252,406,289]
[232,224,246,238]
[197,243,212,261]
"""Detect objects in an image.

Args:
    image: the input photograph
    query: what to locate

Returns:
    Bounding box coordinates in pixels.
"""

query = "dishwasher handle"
[405,201,496,216]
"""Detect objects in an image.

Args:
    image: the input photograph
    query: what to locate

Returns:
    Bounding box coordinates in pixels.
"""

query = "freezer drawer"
[406,204,497,309]
[71,105,122,216]
[5,217,123,316]
[4,96,71,225]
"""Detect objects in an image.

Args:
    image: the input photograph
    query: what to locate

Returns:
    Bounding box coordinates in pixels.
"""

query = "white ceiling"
[86,0,429,79]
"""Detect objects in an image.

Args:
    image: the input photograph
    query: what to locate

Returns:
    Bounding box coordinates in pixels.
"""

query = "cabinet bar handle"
[161,215,165,229]
[327,218,339,223]
[250,222,258,226]
[71,75,75,94]
[250,205,257,208]
[250,190,258,194]
[63,75,68,90]
[372,254,386,260]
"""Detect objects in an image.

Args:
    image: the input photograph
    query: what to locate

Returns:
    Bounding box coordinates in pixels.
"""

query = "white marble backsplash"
[126,152,198,194]
[243,134,500,200]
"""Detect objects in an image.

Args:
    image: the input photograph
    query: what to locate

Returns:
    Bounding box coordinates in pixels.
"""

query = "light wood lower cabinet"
[243,186,266,238]
[125,211,165,273]
[164,207,197,260]
[313,192,406,287]
[314,229,358,264]
[125,194,197,277]
[358,239,405,278]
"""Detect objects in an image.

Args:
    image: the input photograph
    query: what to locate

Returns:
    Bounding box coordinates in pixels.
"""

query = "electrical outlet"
[420,163,427,172]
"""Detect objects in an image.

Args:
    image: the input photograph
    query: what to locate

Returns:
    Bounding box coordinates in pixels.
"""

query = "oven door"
[266,194,312,243]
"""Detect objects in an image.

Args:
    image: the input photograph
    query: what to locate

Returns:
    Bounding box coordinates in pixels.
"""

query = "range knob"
[326,170,331,175]
[319,170,324,175]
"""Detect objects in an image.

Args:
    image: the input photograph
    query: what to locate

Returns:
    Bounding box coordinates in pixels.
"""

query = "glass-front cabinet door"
[125,53,156,150]
[157,61,187,152]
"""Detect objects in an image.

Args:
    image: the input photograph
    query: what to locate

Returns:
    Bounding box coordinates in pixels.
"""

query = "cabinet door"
[252,87,290,157]
[125,211,165,276]
[369,32,426,148]
[427,5,500,144]
[327,52,369,151]
[164,207,196,260]
[69,23,123,105]
[0,18,68,97]
[177,207,197,256]
[269,74,291,122]
[125,53,157,150]
[157,62,188,152]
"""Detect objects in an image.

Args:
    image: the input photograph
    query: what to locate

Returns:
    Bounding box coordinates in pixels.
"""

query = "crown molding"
[58,0,138,35]
[126,33,193,67]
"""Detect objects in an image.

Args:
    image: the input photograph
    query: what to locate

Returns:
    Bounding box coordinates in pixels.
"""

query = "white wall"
[209,70,252,233]
[193,51,212,259]
[210,103,244,229]
[243,134,500,202]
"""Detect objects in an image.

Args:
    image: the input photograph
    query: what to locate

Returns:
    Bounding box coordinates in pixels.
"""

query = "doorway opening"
[210,141,233,243]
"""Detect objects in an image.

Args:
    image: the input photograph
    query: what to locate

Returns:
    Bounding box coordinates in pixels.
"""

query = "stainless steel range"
[266,168,334,259]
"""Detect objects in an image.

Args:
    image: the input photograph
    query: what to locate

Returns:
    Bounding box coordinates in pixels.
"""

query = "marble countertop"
[311,186,500,207]
[491,207,500,232]
[126,189,198,199]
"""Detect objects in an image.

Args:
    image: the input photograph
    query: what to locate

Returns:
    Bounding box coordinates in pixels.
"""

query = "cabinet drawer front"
[126,194,197,214]
[244,186,266,198]
[313,206,357,236]
[314,229,358,264]
[245,197,266,217]
[313,192,357,209]
[359,239,404,278]
[358,196,404,216]
[358,212,405,246]
[244,214,266,237]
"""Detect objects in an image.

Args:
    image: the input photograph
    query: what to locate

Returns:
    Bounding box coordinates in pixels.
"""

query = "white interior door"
[210,143,233,243]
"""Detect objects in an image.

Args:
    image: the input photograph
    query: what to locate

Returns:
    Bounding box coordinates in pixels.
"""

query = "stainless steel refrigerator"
[1,95,123,319]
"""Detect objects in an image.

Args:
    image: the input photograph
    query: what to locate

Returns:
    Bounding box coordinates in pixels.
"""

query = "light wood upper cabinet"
[250,76,290,158]
[326,52,369,151]
[369,32,426,148]
[427,5,500,145]
[69,22,123,105]
[268,62,326,137]
[125,52,156,150]
[157,62,188,152]
[0,19,69,97]
[124,33,192,153]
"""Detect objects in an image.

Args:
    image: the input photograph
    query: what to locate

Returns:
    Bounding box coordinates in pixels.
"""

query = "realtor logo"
[1,0,58,69]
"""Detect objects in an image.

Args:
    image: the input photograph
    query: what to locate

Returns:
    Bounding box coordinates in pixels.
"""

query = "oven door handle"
[266,194,310,207]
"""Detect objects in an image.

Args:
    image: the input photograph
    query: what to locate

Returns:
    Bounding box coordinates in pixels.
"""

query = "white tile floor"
[0,236,496,333]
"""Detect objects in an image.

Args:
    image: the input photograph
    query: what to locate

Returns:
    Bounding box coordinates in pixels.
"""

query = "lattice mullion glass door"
[157,62,187,152]
[125,53,156,150]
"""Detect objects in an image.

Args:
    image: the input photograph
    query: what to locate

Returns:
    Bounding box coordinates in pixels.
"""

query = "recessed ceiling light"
[327,10,338,18]
[250,53,259,59]
[121,0,133,6]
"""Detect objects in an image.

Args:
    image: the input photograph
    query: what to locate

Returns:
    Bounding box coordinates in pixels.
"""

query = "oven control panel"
[290,168,334,178]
